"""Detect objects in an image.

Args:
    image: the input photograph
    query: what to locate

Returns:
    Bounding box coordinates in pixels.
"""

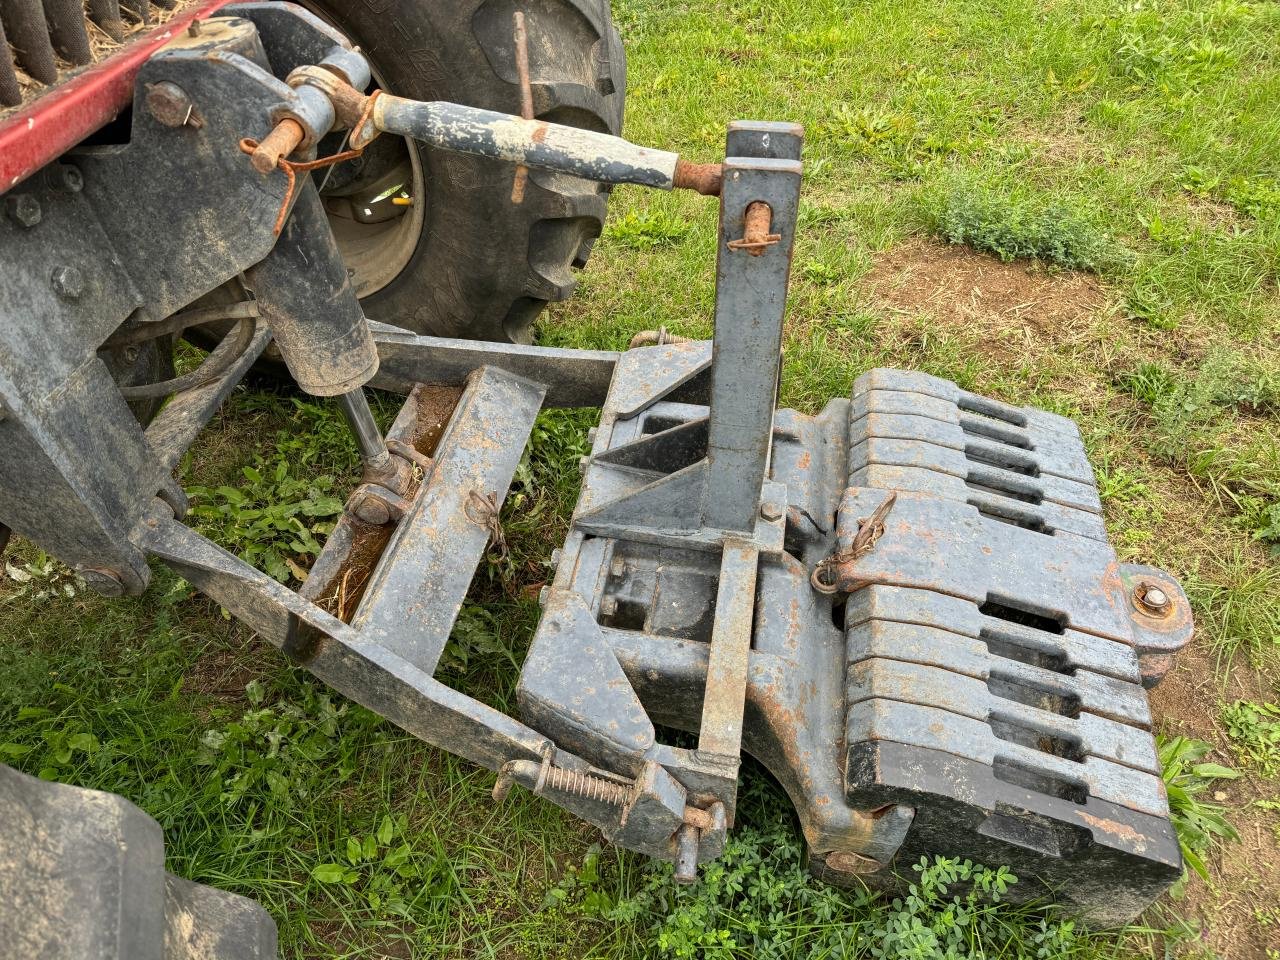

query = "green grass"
[1157,735,1241,886]
[1222,701,1280,779]
[921,177,1126,271]
[4,0,1280,955]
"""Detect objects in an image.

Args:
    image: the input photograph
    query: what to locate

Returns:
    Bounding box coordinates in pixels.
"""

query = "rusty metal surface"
[696,540,759,758]
[302,384,461,621]
[351,367,545,677]
[725,200,779,255]
[372,93,682,189]
[509,10,533,204]
[248,117,303,174]
[671,159,723,196]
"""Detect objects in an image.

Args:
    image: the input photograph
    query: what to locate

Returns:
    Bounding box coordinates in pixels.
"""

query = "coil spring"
[541,766,631,806]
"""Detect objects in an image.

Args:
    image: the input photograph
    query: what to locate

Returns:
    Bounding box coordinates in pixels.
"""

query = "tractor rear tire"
[303,0,626,344]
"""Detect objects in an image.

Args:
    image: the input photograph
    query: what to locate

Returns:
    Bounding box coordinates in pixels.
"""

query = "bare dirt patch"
[861,237,1110,362]
[1149,644,1280,960]
[185,638,264,702]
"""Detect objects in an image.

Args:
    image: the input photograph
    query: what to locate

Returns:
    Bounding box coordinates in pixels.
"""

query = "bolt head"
[1134,581,1173,617]
[145,81,195,127]
[52,164,83,192]
[51,266,84,300]
[760,501,783,522]
[78,567,124,598]
[578,455,591,475]
[599,596,618,617]
[5,194,41,228]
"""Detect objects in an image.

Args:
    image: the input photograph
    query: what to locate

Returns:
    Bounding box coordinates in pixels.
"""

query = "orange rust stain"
[1075,810,1144,844]
[796,451,812,470]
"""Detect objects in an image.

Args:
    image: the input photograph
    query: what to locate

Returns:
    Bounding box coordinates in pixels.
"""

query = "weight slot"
[991,755,1089,804]
[956,392,1028,428]
[987,670,1082,719]
[981,628,1074,675]
[958,412,1034,451]
[963,442,1041,477]
[964,466,1045,505]
[968,497,1055,536]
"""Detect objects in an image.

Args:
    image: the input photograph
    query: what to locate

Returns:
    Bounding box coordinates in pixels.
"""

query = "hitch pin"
[726,201,781,255]
[249,118,305,175]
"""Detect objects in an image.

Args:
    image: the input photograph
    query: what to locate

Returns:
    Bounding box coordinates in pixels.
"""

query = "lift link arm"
[252,65,724,196]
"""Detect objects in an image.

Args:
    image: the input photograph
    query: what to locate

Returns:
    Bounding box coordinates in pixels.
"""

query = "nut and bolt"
[1133,581,1173,617]
[760,501,783,522]
[78,567,125,598]
[586,427,598,444]
[599,596,619,617]
[5,194,41,228]
[145,82,202,129]
[51,266,84,300]
[578,455,591,475]
[549,548,562,568]
[538,585,550,607]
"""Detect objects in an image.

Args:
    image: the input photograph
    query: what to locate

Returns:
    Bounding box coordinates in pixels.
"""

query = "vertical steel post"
[701,122,803,532]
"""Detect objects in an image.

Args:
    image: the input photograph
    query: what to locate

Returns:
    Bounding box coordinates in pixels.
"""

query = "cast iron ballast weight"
[0,5,1193,933]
